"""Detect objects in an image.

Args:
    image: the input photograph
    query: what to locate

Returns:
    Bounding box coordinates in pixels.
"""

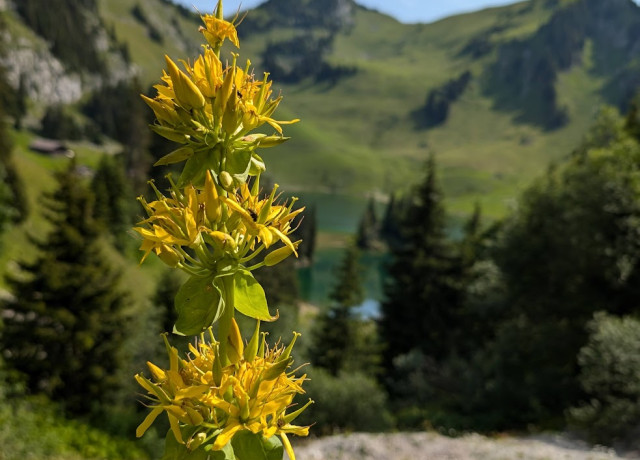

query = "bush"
[0,395,150,460]
[568,312,640,446]
[296,368,393,434]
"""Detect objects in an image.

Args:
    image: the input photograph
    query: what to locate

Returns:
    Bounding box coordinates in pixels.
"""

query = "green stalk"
[218,275,235,367]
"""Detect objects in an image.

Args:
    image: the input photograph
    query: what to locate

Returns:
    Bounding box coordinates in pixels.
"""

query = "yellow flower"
[225,183,303,256]
[135,328,311,459]
[189,46,224,98]
[200,13,240,49]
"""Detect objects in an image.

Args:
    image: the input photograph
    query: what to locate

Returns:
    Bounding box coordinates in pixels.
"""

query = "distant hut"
[29,139,74,158]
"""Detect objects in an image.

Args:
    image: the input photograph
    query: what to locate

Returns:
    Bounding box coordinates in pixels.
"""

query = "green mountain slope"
[213,0,640,216]
[4,0,640,219]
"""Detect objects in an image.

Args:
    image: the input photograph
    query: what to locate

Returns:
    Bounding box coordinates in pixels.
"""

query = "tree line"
[372,104,640,443]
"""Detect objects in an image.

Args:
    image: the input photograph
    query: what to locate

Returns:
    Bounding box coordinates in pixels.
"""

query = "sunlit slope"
[98,0,631,218]
[231,1,601,217]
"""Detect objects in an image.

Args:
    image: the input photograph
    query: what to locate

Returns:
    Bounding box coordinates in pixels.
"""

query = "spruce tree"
[356,197,379,250]
[91,154,133,251]
[293,203,317,264]
[309,242,364,375]
[0,161,129,415]
[0,105,17,229]
[379,155,464,370]
[0,68,29,223]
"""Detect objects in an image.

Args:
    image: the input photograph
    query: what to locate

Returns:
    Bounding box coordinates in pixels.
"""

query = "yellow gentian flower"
[135,329,312,459]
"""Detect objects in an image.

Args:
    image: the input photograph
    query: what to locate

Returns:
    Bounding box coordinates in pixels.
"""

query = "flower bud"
[141,95,181,126]
[204,170,222,222]
[262,356,291,381]
[226,318,244,364]
[187,432,207,450]
[214,56,237,122]
[156,245,183,267]
[208,231,236,251]
[277,331,301,364]
[243,320,260,362]
[165,55,206,110]
[146,361,166,381]
[256,135,290,148]
[219,171,233,189]
[264,243,297,267]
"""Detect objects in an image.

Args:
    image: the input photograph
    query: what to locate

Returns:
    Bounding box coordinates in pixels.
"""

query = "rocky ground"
[289,432,640,460]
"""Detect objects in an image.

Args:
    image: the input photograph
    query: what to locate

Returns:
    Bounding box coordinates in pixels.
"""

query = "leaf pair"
[162,428,282,460]
[174,268,273,336]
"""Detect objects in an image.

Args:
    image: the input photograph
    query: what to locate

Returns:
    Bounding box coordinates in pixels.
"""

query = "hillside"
[230,0,640,217]
[3,0,640,219]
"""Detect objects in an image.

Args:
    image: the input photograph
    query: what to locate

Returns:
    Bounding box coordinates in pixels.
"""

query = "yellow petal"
[136,406,163,438]
[146,362,166,381]
[168,413,185,444]
[280,433,295,460]
[212,423,244,450]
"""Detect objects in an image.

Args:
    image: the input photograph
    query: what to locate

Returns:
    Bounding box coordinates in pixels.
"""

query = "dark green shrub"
[568,312,640,446]
[296,368,393,434]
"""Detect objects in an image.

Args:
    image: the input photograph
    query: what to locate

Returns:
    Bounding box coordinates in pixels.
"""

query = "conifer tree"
[379,155,464,369]
[356,197,379,250]
[0,69,29,223]
[0,161,129,415]
[294,203,317,264]
[309,242,364,375]
[460,201,482,267]
[153,269,184,335]
[624,96,640,142]
[91,154,133,251]
[380,192,410,251]
[0,106,17,229]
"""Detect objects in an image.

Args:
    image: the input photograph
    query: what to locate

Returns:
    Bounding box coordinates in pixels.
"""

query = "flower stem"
[218,275,235,366]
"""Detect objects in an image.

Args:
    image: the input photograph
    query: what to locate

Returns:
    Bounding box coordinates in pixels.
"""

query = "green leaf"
[161,427,235,460]
[150,124,188,143]
[161,428,227,460]
[233,269,273,321]
[231,431,283,460]
[262,435,284,460]
[177,154,206,188]
[249,153,266,175]
[226,149,252,182]
[174,275,223,335]
[154,146,194,166]
[211,443,236,460]
[177,148,219,188]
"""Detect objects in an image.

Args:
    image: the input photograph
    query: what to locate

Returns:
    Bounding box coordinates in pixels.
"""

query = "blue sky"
[176,0,527,24]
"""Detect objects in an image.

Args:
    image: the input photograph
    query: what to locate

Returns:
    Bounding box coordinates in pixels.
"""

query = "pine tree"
[624,96,640,142]
[0,69,29,223]
[355,197,379,250]
[293,203,317,264]
[91,154,133,251]
[460,201,482,267]
[154,269,184,335]
[309,242,364,376]
[0,161,129,415]
[379,155,464,370]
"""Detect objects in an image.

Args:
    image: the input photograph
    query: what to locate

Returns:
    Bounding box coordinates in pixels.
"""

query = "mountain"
[3,0,640,218]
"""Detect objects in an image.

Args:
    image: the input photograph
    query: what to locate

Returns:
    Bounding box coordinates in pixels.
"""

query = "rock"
[287,432,639,460]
